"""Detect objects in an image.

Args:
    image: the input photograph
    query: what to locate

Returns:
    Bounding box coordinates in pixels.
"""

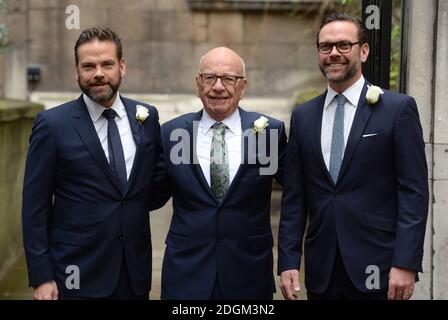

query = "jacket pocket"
[165,232,189,250]
[365,213,396,233]
[249,233,274,255]
[50,228,89,247]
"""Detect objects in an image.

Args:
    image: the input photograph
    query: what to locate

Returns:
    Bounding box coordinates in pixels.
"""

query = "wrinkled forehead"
[198,54,244,75]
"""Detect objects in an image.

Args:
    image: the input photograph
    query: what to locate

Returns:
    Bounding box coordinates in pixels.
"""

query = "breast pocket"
[358,133,390,163]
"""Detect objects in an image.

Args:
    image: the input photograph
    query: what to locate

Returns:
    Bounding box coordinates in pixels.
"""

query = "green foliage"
[340,0,354,5]
[292,89,322,106]
[390,24,401,91]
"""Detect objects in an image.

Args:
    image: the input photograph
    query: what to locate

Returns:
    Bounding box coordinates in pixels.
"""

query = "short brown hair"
[74,27,122,64]
[316,12,368,45]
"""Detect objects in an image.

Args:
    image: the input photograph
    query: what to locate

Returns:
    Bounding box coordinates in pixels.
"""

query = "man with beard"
[22,27,161,300]
[278,13,428,300]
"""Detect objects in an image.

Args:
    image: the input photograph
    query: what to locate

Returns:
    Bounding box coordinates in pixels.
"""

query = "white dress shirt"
[196,109,242,187]
[321,75,365,170]
[84,93,136,180]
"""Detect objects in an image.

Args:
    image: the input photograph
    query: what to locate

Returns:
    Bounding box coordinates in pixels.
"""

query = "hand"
[33,281,58,300]
[387,267,415,300]
[279,269,301,300]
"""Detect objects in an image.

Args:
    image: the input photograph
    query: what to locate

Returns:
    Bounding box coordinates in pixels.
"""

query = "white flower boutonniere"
[253,116,269,134]
[136,105,149,125]
[366,85,384,105]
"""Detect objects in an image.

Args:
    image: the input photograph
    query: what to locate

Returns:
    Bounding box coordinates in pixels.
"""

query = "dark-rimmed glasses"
[317,41,362,54]
[199,74,245,86]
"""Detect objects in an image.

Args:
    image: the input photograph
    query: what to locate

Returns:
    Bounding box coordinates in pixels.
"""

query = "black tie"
[103,109,127,189]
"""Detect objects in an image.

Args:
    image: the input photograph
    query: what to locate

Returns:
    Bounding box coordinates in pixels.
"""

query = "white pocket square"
[362,133,378,138]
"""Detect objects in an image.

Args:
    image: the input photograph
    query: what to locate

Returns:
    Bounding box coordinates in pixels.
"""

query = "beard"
[78,75,121,105]
[319,60,357,83]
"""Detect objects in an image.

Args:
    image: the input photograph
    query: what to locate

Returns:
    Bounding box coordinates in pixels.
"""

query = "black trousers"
[307,247,387,300]
[209,277,223,300]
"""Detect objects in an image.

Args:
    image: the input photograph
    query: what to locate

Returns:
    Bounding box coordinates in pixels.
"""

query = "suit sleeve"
[149,125,172,211]
[277,111,308,274]
[22,112,57,287]
[274,121,287,186]
[392,97,429,272]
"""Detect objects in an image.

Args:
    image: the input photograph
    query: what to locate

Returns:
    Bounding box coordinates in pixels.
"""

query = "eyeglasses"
[199,74,245,86]
[317,41,362,54]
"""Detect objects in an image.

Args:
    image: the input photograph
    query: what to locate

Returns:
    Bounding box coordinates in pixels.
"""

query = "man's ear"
[239,78,248,100]
[195,74,201,97]
[120,58,126,77]
[360,42,370,63]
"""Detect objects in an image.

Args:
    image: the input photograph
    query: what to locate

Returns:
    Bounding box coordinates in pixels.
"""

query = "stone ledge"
[0,99,43,123]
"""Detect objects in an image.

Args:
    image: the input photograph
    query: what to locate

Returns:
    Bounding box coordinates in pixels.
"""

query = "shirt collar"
[200,108,241,134]
[83,92,126,122]
[324,75,365,109]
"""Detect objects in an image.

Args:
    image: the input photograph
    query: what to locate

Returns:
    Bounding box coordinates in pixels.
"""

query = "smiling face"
[318,21,369,92]
[76,40,125,108]
[196,47,247,121]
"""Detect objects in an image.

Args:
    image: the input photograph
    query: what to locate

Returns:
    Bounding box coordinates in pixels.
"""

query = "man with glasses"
[278,13,428,300]
[152,47,287,299]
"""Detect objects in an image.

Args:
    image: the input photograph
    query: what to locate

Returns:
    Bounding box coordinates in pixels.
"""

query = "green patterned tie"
[210,122,229,202]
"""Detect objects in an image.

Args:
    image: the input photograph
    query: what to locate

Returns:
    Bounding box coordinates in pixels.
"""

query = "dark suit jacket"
[278,82,429,294]
[22,95,160,298]
[153,107,287,299]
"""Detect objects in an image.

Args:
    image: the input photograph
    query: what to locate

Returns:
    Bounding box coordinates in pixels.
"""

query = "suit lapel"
[122,97,143,196]
[185,110,218,203]
[337,82,372,183]
[71,95,123,193]
[311,93,336,186]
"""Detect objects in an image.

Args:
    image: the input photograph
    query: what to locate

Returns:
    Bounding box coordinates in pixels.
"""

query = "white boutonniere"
[253,116,269,134]
[366,85,384,105]
[136,105,149,125]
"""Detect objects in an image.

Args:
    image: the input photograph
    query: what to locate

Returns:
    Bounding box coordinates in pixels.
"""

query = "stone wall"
[0,100,43,279]
[405,0,448,300]
[431,0,448,300]
[22,0,325,97]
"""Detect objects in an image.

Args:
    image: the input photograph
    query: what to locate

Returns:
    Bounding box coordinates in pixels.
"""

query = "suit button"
[118,234,123,240]
[121,201,127,205]
[217,239,222,243]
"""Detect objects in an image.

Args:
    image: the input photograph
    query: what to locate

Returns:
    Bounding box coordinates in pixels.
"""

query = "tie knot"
[212,122,227,135]
[103,108,117,120]
[336,94,347,106]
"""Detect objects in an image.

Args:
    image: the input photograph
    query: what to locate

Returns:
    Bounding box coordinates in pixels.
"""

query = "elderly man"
[153,47,287,300]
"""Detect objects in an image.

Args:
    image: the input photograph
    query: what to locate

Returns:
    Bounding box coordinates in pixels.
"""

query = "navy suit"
[278,83,429,295]
[22,95,160,298]
[154,108,287,299]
